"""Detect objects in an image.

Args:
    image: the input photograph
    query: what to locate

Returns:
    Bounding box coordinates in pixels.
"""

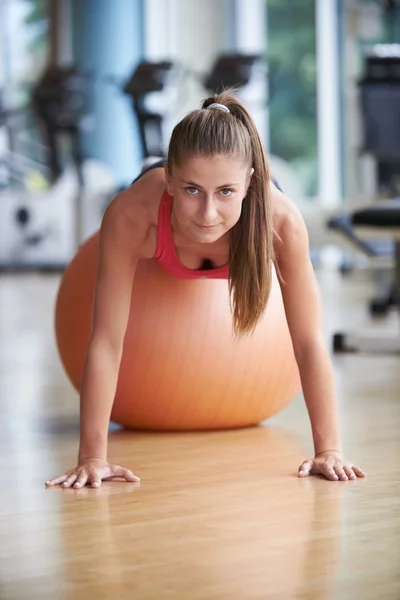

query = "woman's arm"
[46,190,146,488]
[78,197,139,462]
[276,205,340,455]
[273,186,365,480]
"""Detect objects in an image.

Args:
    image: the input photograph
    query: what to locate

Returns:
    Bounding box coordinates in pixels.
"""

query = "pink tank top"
[154,190,229,280]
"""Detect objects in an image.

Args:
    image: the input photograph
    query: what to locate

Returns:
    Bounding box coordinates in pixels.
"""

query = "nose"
[201,196,218,224]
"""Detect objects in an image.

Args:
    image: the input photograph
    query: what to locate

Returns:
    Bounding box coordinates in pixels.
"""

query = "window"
[0,0,48,105]
[267,0,317,197]
[0,0,49,183]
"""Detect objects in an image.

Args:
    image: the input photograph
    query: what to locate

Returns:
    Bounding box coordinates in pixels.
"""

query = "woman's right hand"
[45,458,140,489]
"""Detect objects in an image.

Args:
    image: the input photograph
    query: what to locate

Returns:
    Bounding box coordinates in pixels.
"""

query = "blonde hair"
[167,89,275,336]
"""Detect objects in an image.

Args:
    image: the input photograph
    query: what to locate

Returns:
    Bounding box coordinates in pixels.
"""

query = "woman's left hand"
[298,451,366,481]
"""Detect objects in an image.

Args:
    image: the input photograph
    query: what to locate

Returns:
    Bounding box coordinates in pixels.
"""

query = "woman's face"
[165,154,253,244]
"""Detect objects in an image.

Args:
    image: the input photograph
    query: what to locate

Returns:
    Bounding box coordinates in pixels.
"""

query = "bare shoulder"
[270,181,309,258]
[101,168,166,259]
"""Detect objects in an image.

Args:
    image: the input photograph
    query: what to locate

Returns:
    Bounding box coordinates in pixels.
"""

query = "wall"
[71,0,144,185]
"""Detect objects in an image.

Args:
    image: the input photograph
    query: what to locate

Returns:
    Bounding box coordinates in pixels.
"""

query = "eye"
[220,188,233,197]
[185,187,199,195]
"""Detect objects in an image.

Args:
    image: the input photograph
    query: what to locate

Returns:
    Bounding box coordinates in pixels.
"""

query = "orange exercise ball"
[55,231,301,431]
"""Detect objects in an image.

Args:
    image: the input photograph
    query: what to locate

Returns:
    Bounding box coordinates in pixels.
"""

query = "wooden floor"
[0,263,399,600]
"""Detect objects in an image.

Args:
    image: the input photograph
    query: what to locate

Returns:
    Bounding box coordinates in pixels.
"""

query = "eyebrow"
[180,179,239,189]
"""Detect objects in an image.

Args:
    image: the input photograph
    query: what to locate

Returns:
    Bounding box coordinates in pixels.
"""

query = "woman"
[46,91,366,488]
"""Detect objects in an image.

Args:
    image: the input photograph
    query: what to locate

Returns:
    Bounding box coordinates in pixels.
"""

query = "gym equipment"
[328,44,400,315]
[55,231,301,431]
[123,60,182,160]
[333,199,400,354]
[0,66,117,271]
[327,213,396,314]
[31,65,91,185]
[359,45,400,165]
[203,53,264,93]
[0,87,50,190]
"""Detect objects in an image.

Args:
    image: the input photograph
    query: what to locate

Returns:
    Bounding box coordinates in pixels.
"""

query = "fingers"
[334,466,349,481]
[117,467,140,482]
[108,465,140,482]
[69,471,102,488]
[45,473,70,486]
[87,466,140,487]
[298,460,313,477]
[320,462,366,481]
[46,470,97,489]
[352,465,366,478]
[89,475,102,488]
[73,472,88,489]
[321,464,339,481]
[62,473,78,488]
[45,464,140,489]
[72,469,101,488]
[343,465,357,480]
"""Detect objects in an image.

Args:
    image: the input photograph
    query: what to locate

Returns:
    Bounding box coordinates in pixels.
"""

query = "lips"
[196,223,219,230]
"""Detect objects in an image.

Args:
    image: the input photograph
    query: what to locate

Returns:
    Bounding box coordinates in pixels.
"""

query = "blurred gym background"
[0,0,399,347]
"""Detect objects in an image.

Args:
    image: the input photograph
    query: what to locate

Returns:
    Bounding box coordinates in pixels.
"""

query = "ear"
[164,163,174,195]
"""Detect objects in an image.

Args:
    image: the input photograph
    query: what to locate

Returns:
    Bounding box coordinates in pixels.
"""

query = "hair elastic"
[207,103,230,113]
